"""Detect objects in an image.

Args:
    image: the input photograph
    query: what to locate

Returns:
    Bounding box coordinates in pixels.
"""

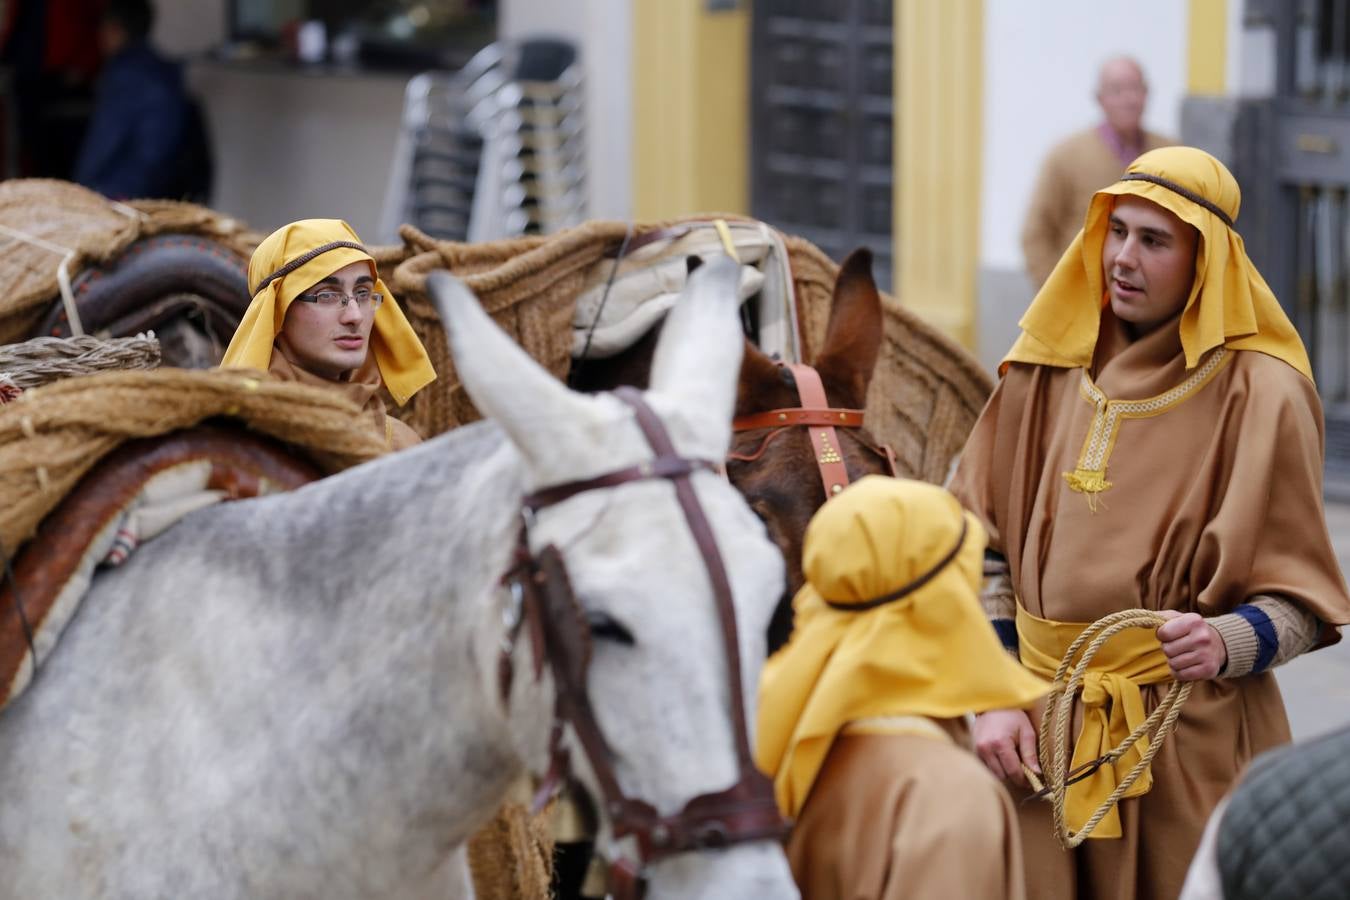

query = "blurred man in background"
[74,0,208,200]
[1020,56,1173,288]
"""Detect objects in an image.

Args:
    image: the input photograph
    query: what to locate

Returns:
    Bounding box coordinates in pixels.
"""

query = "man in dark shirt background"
[74,0,207,201]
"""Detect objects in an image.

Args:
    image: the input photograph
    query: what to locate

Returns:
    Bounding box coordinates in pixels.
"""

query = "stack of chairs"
[381,38,586,243]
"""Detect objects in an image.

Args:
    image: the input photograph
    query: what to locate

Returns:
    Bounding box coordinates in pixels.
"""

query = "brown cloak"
[950,307,1350,899]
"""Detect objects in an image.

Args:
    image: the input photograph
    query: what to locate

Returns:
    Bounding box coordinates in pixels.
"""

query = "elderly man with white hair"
[1020,56,1174,288]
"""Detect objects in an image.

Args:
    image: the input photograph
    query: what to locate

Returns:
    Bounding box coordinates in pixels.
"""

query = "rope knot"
[1035,609,1193,848]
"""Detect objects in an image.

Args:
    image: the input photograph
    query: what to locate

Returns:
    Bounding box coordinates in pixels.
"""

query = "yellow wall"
[632,0,986,350]
[894,0,984,349]
[1187,0,1228,95]
[631,1,750,219]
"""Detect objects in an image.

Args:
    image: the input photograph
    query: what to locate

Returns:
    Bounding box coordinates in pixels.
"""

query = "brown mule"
[568,247,893,652]
[728,248,893,651]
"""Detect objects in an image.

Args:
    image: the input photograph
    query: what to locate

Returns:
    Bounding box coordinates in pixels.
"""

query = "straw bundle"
[0,368,387,555]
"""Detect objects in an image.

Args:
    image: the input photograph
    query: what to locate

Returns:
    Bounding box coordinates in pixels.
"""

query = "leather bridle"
[498,386,788,899]
[729,362,897,496]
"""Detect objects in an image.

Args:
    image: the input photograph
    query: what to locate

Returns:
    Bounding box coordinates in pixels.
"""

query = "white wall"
[499,0,632,220]
[979,0,1189,271]
[153,0,228,58]
[189,63,408,241]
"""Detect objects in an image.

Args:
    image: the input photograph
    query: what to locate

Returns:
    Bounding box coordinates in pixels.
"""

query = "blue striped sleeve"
[1235,604,1279,673]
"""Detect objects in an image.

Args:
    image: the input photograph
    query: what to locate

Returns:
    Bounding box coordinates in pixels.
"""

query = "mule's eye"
[586,611,636,646]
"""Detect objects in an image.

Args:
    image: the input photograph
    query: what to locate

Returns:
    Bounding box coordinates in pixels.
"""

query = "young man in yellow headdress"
[221,219,436,449]
[950,146,1350,899]
[756,474,1049,900]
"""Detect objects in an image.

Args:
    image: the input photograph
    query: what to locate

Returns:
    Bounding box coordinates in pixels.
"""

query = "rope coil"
[0,334,161,389]
[1032,609,1193,848]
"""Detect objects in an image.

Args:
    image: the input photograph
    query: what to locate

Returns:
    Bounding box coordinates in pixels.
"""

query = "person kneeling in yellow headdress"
[756,475,1049,900]
[221,219,436,449]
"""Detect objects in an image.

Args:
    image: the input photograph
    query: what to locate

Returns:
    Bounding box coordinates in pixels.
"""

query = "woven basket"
[391,219,993,484]
[0,334,161,390]
[0,180,268,345]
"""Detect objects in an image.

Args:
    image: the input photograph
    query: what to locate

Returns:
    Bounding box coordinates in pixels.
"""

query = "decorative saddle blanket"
[0,426,319,713]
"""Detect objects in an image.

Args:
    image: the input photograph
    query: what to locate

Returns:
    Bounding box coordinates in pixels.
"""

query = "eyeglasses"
[296,287,384,312]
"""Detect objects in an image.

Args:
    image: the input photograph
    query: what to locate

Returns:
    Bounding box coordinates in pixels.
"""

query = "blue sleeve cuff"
[1234,604,1279,673]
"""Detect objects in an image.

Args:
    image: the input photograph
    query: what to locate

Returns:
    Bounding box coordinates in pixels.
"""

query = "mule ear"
[647,255,745,453]
[813,248,883,409]
[428,270,594,461]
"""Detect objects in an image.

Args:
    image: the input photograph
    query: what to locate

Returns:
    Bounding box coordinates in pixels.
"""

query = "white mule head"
[429,267,796,898]
[643,255,744,458]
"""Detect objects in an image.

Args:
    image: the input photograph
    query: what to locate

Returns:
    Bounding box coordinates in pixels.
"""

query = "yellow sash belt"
[1016,604,1172,839]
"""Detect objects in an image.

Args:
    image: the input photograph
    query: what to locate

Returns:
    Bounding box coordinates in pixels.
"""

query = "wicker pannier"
[391,217,993,484]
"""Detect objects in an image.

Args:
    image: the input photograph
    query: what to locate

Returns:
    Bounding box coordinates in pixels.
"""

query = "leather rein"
[729,362,897,496]
[498,386,787,899]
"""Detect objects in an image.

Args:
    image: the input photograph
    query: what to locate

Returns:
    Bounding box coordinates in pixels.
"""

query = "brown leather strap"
[500,387,788,883]
[523,456,714,512]
[732,407,865,430]
[612,386,756,771]
[730,362,900,485]
[785,364,851,499]
[608,857,646,900]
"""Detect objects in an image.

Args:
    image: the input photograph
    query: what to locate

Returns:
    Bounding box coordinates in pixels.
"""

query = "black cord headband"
[823,518,970,613]
[1119,173,1236,230]
[250,240,369,297]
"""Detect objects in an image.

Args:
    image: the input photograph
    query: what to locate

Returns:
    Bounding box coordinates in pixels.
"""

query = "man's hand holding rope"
[974,708,1041,787]
[1155,610,1228,681]
[976,610,1225,789]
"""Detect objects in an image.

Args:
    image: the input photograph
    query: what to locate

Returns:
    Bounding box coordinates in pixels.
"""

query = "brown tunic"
[267,345,422,450]
[787,721,1025,900]
[949,308,1350,900]
[1021,127,1173,287]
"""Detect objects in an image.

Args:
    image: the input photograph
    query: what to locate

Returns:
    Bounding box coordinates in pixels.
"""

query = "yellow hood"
[1005,146,1311,380]
[221,218,435,405]
[755,475,1049,817]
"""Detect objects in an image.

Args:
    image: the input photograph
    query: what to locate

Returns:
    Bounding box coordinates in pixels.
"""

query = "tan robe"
[268,345,422,450]
[1021,127,1173,287]
[787,719,1026,900]
[949,309,1350,900]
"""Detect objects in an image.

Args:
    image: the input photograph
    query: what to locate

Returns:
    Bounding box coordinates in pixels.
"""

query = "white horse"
[0,258,797,899]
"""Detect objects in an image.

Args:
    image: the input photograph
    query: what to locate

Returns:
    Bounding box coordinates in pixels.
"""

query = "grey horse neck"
[0,421,549,899]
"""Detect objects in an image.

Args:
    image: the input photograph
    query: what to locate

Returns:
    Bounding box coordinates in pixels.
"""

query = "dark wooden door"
[750,0,895,291]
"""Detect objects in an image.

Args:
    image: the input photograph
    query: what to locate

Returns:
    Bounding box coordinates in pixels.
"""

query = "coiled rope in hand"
[1024,609,1193,849]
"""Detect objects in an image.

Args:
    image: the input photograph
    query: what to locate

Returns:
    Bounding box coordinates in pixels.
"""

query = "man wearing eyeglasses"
[221,219,436,449]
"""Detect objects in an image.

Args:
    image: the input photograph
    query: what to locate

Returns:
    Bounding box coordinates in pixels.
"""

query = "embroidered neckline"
[1063,348,1232,510]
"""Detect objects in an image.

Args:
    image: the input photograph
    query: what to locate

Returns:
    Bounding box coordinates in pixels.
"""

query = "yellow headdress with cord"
[220,219,436,405]
[1005,146,1312,380]
[755,475,1049,818]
